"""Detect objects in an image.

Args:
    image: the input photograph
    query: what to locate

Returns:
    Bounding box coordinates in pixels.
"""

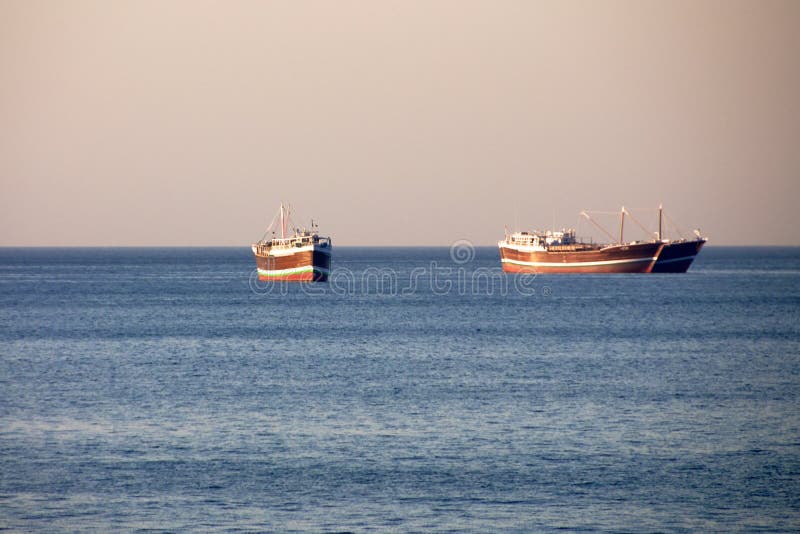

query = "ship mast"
[280,202,286,239]
[658,203,663,241]
[619,206,625,245]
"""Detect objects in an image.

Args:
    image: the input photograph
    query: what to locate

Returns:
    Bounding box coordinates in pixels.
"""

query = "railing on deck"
[252,234,331,255]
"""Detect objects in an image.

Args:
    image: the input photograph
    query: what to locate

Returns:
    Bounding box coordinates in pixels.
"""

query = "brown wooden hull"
[254,246,331,281]
[500,242,663,274]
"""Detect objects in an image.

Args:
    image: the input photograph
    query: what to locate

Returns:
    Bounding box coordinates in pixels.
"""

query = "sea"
[0,246,798,532]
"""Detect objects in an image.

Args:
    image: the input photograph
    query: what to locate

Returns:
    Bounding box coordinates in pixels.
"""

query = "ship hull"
[254,245,331,282]
[499,242,663,274]
[650,239,706,273]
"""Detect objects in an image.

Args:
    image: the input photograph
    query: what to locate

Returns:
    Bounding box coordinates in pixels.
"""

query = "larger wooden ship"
[499,229,663,274]
[251,203,331,282]
[499,209,663,274]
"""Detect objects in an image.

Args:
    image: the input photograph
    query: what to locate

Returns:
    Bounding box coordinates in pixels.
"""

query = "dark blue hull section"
[652,239,706,273]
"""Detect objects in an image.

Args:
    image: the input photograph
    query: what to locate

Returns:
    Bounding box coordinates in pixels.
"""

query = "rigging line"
[575,214,591,244]
[626,207,658,212]
[283,202,290,236]
[293,204,314,234]
[629,207,661,236]
[622,207,655,240]
[513,198,519,233]
[284,202,303,236]
[582,210,620,216]
[663,211,687,240]
[286,203,298,234]
[260,206,282,242]
[580,211,616,243]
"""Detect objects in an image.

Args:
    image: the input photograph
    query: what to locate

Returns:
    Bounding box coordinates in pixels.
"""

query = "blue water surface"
[0,246,799,531]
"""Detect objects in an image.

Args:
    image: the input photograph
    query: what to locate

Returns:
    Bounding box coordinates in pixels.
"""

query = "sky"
[1,0,798,246]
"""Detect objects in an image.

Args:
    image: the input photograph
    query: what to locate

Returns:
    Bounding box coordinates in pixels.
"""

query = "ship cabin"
[505,229,599,252]
[253,230,331,255]
[507,229,579,250]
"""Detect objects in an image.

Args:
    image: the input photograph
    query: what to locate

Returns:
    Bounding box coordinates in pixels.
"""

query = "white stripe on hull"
[501,256,657,268]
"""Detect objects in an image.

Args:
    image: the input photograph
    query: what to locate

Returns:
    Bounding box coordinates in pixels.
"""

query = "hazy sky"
[1,0,798,246]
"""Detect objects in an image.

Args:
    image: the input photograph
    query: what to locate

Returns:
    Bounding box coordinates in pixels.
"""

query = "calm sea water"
[1,246,799,532]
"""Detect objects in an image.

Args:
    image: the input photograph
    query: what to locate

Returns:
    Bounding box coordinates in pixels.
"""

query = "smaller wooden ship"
[251,203,331,281]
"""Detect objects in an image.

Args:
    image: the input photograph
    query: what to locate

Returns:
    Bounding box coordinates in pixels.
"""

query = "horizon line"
[1,244,798,249]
